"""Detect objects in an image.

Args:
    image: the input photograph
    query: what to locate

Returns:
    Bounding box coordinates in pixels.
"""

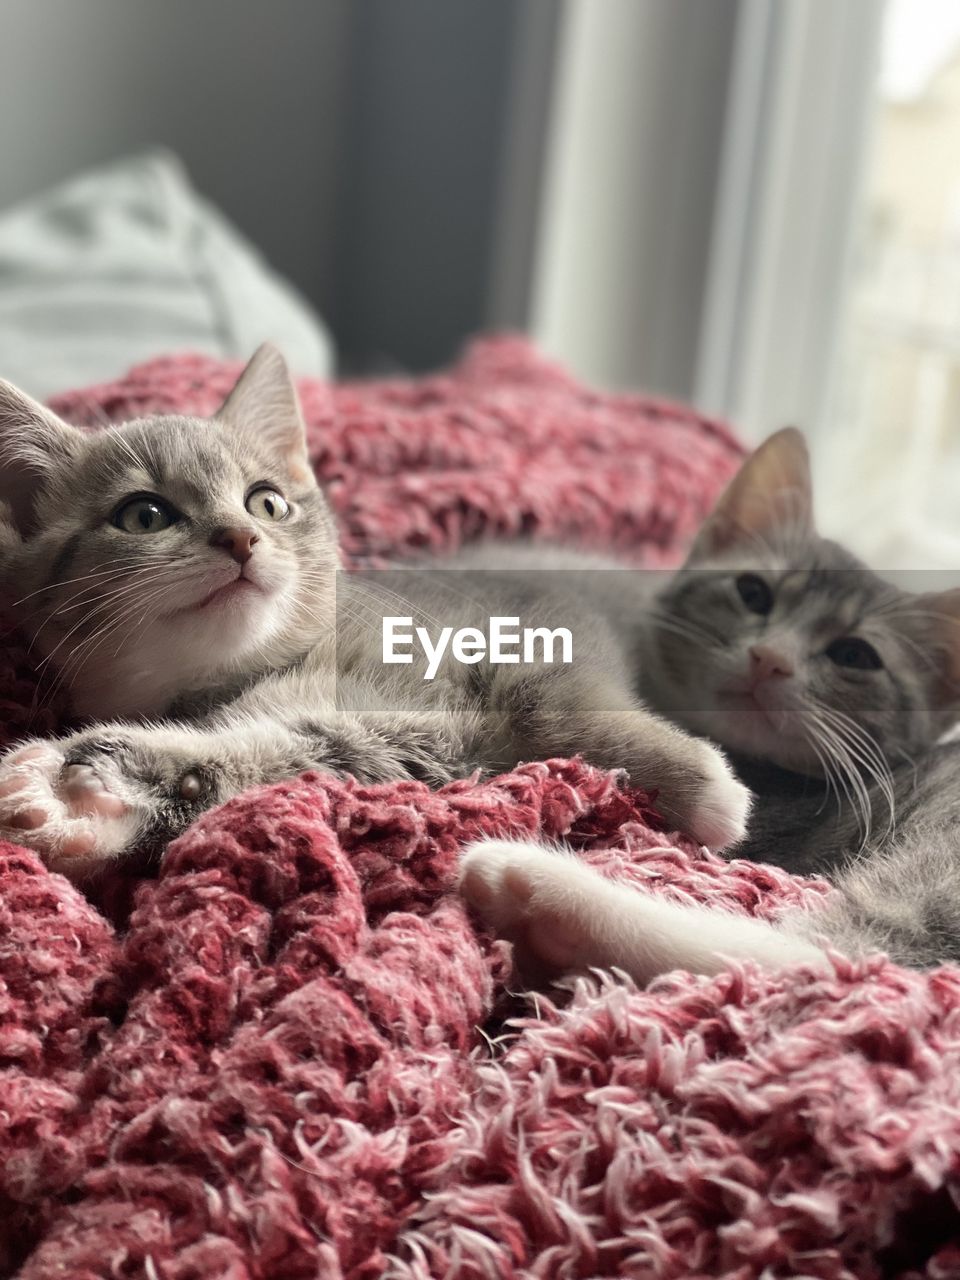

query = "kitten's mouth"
[197,579,258,609]
[718,687,787,732]
[174,574,264,615]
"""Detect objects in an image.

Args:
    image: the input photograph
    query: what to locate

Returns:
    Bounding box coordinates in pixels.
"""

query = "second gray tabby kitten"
[463,429,960,975]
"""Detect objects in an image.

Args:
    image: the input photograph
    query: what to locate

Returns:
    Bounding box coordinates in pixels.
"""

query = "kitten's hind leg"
[810,829,960,969]
[460,840,826,984]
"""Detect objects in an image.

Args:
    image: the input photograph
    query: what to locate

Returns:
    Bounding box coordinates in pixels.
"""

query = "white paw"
[686,743,752,851]
[0,741,139,871]
[459,839,540,932]
[458,840,591,970]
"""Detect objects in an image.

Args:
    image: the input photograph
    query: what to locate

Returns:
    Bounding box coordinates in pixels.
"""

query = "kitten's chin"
[679,695,824,777]
[171,582,289,655]
[67,591,297,720]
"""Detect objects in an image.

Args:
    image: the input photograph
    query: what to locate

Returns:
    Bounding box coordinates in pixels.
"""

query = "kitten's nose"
[749,644,794,682]
[210,525,260,565]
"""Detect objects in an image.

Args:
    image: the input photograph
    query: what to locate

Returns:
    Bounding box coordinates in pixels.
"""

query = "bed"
[1,337,958,1279]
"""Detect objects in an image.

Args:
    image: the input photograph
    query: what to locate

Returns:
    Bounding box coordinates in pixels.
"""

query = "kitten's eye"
[736,574,773,615]
[826,637,883,671]
[112,496,176,534]
[245,488,289,522]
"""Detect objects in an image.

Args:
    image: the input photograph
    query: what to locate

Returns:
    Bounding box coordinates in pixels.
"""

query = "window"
[826,0,960,565]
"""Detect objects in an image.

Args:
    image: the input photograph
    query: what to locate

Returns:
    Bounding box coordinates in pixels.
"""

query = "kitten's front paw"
[658,741,751,852]
[686,743,752,851]
[0,740,142,874]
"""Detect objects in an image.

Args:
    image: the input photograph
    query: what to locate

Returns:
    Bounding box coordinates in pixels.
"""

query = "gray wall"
[0,0,536,373]
[333,0,528,371]
[0,0,741,390]
[0,0,349,340]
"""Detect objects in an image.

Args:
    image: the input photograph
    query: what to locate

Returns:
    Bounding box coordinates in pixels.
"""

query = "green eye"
[112,496,176,534]
[245,488,289,522]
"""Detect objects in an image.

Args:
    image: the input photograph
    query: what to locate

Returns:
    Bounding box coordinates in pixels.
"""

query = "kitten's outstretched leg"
[0,723,303,875]
[0,742,143,865]
[0,706,479,877]
[460,840,826,983]
[489,669,751,851]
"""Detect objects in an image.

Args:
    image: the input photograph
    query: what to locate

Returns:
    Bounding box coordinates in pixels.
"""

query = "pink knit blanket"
[2,338,958,1278]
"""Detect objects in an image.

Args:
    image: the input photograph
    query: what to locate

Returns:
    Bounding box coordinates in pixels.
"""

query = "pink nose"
[210,526,260,565]
[749,643,794,681]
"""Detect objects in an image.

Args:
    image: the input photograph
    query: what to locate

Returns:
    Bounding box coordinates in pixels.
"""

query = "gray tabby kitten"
[0,346,747,878]
[462,429,960,976]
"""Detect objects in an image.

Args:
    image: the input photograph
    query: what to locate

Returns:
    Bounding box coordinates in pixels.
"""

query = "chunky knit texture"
[2,337,958,1278]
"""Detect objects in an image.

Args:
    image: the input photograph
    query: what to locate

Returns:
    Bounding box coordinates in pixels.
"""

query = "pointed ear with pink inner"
[686,427,814,563]
[216,343,313,485]
[0,379,85,535]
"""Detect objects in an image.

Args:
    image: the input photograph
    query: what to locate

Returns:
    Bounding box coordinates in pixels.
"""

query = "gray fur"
[461,430,960,971]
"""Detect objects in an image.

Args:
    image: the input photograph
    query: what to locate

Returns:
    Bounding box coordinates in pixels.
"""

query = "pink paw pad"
[60,765,128,819]
[7,807,48,830]
[59,831,97,858]
[0,744,133,866]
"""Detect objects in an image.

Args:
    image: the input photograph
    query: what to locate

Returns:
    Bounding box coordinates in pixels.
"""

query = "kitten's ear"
[0,380,84,535]
[687,427,814,563]
[909,588,960,693]
[216,344,312,482]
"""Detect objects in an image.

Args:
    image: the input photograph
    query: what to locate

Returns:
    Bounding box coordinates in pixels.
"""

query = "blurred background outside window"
[829,0,960,565]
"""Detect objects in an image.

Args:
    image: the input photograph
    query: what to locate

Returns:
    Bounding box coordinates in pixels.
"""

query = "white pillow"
[0,149,335,399]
